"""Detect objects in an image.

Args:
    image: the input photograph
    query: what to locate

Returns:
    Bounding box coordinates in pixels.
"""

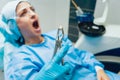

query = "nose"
[28,10,36,19]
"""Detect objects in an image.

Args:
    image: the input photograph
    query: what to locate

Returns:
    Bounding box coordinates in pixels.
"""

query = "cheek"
[17,20,29,34]
[17,18,30,29]
[16,18,34,37]
[17,20,27,27]
[19,25,30,38]
[17,16,30,26]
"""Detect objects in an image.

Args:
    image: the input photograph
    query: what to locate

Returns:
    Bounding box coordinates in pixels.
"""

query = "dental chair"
[93,0,120,73]
[74,35,120,74]
[0,14,20,80]
[95,48,120,73]
[74,0,120,74]
[0,16,6,80]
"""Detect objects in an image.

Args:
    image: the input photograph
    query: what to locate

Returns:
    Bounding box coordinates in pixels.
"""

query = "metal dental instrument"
[53,25,64,65]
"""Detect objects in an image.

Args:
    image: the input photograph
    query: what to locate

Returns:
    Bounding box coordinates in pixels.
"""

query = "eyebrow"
[17,6,33,15]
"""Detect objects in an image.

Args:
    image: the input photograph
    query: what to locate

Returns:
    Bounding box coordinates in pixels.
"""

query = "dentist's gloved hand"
[34,44,72,80]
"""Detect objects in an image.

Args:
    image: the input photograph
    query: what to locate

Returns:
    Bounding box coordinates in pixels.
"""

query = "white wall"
[56,0,70,35]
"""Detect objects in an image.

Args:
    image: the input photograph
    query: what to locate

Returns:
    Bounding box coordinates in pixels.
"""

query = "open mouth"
[32,20,39,29]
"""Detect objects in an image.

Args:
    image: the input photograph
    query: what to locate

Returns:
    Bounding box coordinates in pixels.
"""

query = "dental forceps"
[53,25,64,64]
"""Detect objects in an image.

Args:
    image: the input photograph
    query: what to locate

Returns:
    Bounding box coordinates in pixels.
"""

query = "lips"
[32,20,39,29]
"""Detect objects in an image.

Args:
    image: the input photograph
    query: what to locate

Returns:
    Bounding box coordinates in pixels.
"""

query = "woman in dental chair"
[0,0,120,80]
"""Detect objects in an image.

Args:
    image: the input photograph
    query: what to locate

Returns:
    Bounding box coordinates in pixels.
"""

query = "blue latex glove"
[34,44,72,80]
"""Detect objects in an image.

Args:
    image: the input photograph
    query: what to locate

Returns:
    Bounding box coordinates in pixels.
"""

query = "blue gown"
[4,30,120,80]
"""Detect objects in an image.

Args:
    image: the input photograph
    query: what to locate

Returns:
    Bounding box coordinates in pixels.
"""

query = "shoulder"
[15,45,32,54]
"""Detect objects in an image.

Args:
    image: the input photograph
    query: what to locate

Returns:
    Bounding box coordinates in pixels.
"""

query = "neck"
[25,36,44,45]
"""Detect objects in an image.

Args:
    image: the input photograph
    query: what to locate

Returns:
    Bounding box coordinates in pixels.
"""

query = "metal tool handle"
[52,25,64,64]
[53,40,62,57]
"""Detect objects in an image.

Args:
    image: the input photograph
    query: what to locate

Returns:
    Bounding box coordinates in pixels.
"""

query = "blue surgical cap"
[1,0,28,43]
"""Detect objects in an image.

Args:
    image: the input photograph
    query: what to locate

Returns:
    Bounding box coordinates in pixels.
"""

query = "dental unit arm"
[72,0,83,17]
[72,0,109,25]
[94,0,109,25]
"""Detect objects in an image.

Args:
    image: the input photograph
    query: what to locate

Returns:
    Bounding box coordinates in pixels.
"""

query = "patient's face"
[16,2,41,39]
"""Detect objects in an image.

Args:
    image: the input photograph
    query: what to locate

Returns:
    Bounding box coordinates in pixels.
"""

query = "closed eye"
[19,9,27,17]
[30,6,35,12]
